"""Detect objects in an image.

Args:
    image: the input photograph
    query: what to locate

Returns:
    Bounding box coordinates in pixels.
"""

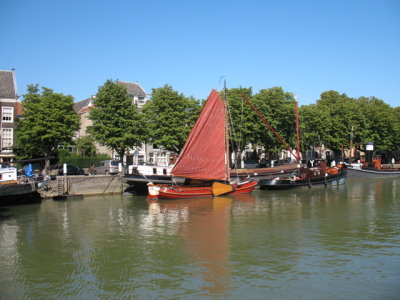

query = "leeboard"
[212,182,234,196]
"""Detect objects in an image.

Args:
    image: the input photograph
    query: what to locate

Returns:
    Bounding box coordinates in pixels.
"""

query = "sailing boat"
[148,89,257,200]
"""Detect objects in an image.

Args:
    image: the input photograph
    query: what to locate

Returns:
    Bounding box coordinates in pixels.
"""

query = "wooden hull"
[157,180,257,200]
[231,163,300,181]
[122,174,185,194]
[259,169,347,190]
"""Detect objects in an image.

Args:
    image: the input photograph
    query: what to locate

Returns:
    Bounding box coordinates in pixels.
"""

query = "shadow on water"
[0,207,13,220]
[0,191,42,207]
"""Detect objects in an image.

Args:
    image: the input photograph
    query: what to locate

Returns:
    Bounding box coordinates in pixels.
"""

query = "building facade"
[0,70,22,164]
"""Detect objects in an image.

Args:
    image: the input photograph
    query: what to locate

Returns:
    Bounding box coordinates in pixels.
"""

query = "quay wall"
[40,175,130,198]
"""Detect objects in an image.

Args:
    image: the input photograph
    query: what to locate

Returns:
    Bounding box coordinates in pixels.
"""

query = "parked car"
[57,164,85,176]
[94,160,119,174]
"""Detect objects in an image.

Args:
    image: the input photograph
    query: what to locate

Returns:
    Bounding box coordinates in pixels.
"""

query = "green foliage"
[57,147,72,159]
[16,81,399,166]
[299,104,328,149]
[358,96,398,151]
[393,107,400,150]
[300,91,368,154]
[225,87,255,152]
[228,86,399,157]
[299,90,400,155]
[60,153,111,168]
[142,85,201,152]
[88,79,145,161]
[225,86,299,160]
[15,84,80,160]
[74,136,97,156]
[251,87,297,152]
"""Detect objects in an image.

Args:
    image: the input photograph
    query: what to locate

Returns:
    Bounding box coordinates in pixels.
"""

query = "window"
[138,155,144,164]
[1,128,13,152]
[2,107,14,122]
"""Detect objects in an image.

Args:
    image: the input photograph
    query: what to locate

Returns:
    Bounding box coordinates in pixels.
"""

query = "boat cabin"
[128,165,172,176]
[0,167,18,182]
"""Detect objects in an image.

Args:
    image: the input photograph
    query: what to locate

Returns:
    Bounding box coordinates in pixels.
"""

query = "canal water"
[1,178,399,299]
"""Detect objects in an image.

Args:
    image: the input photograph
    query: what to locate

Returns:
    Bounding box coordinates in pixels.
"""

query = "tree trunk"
[118,148,125,173]
[44,153,50,175]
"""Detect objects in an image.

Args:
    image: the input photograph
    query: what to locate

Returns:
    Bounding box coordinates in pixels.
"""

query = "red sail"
[171,89,229,181]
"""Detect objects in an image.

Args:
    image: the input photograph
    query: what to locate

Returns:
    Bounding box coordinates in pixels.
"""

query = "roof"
[117,81,146,97]
[0,70,16,99]
[73,97,92,113]
[73,81,147,113]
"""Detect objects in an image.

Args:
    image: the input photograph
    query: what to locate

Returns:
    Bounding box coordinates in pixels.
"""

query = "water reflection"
[146,197,233,296]
[0,178,399,299]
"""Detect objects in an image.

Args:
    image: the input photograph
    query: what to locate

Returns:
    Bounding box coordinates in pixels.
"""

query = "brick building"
[0,70,22,164]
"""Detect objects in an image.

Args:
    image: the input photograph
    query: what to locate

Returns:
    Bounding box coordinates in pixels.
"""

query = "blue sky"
[1,0,399,107]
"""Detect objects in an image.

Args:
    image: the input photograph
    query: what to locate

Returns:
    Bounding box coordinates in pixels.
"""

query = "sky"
[1,0,399,107]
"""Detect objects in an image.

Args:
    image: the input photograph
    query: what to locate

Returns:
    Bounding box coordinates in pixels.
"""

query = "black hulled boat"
[259,164,347,190]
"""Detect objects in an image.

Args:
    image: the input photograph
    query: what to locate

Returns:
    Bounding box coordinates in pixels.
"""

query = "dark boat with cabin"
[259,162,347,190]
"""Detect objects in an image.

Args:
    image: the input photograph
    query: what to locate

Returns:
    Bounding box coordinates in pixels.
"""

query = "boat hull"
[0,180,43,206]
[122,174,185,194]
[157,180,257,200]
[0,182,36,197]
[347,167,400,178]
[259,170,347,190]
[231,163,300,181]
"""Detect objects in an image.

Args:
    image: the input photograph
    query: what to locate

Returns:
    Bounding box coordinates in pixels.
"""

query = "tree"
[142,85,201,152]
[304,90,368,158]
[251,87,297,157]
[393,107,400,151]
[299,103,330,151]
[74,136,96,156]
[15,84,80,169]
[358,96,397,152]
[225,87,255,151]
[87,79,144,162]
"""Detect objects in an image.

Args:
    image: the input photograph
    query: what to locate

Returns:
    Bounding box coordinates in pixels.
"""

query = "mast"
[349,126,353,162]
[294,100,301,161]
[223,80,231,180]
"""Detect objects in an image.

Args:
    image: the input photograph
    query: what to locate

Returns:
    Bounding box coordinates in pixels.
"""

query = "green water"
[1,178,399,299]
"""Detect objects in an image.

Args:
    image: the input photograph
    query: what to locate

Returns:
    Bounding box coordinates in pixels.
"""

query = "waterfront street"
[1,177,399,299]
